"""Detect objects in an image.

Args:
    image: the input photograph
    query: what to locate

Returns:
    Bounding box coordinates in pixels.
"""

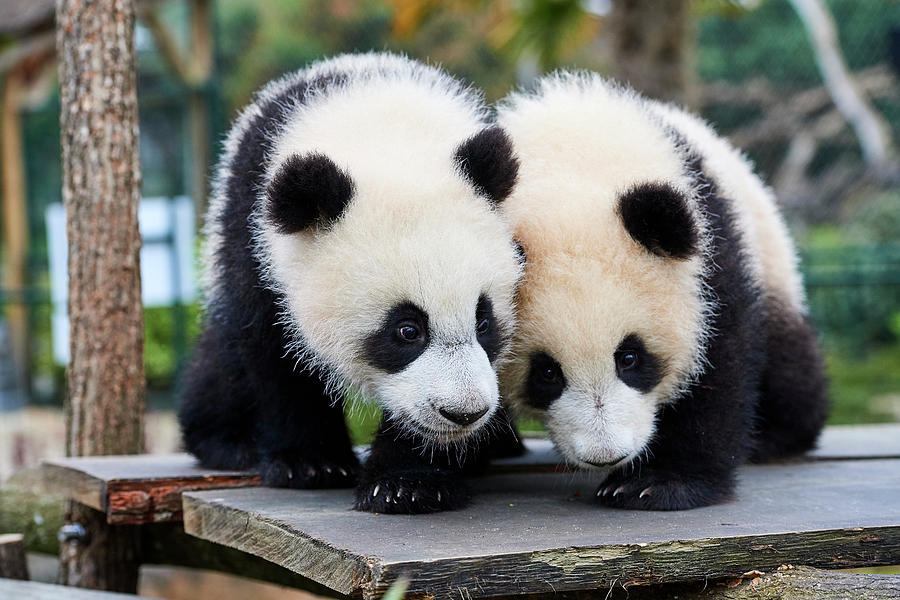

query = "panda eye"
[542,365,562,383]
[396,323,422,343]
[476,317,491,335]
[616,351,639,371]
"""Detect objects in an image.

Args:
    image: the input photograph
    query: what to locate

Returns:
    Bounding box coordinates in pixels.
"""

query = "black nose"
[439,406,489,426]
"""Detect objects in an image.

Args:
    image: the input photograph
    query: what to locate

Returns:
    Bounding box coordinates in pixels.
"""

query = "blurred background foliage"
[1,0,899,436]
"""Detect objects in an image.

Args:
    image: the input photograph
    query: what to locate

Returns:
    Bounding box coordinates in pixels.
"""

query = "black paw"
[259,453,359,489]
[594,468,733,510]
[354,470,470,514]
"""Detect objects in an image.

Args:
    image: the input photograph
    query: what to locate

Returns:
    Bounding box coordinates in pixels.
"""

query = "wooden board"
[37,454,259,524]
[183,458,900,599]
[0,579,160,599]
[33,423,900,524]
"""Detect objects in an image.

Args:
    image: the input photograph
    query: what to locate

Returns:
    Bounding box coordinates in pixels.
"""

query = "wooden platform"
[29,424,900,524]
[183,458,900,599]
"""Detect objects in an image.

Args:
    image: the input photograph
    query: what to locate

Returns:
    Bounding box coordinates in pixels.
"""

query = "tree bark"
[609,0,694,106]
[55,0,145,591]
[0,533,29,580]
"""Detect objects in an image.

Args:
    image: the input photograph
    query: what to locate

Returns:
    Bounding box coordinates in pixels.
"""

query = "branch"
[788,0,895,170]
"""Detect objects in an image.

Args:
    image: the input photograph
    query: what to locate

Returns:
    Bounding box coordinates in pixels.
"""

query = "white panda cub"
[496,72,828,510]
[179,53,524,514]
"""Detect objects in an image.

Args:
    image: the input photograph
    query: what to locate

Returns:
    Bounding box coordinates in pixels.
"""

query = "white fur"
[206,53,523,442]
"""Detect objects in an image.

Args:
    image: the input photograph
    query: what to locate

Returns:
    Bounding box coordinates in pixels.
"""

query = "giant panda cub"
[496,72,828,510]
[179,53,524,514]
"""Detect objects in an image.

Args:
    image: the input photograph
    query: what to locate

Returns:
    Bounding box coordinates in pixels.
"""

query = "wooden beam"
[183,458,900,599]
[0,532,29,580]
[55,0,145,591]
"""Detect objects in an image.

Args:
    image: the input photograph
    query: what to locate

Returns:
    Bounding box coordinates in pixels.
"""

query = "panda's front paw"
[259,452,359,489]
[594,468,733,510]
[354,470,470,514]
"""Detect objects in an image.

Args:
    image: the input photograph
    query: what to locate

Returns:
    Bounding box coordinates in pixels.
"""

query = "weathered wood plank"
[618,565,900,599]
[31,423,900,524]
[183,458,900,599]
[36,455,260,524]
[0,579,160,599]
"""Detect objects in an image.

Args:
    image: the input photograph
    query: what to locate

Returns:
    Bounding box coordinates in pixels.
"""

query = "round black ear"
[454,126,519,205]
[266,153,355,234]
[618,182,700,259]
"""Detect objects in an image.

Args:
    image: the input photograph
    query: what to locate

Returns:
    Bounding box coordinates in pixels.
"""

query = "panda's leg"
[750,298,829,462]
[179,326,258,470]
[354,417,471,513]
[353,408,521,514]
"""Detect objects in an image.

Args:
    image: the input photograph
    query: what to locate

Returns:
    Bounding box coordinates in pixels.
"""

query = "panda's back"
[649,102,807,316]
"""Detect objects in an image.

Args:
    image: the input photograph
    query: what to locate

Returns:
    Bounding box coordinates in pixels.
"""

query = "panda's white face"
[264,185,521,444]
[502,258,695,469]
[254,74,523,445]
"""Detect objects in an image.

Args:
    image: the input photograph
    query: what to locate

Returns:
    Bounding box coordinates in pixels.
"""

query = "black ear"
[618,182,700,259]
[266,153,355,233]
[454,126,519,205]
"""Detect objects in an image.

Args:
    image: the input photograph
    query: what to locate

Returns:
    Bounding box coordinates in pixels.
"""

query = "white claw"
[639,487,652,499]
[287,469,293,480]
[339,468,348,477]
[613,486,626,497]
[411,493,418,502]
[373,484,381,498]
[325,466,333,474]
[596,488,603,498]
[396,488,404,499]
[437,491,442,502]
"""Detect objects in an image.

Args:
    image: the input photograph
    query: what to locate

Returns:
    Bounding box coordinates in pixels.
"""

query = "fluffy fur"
[179,53,524,514]
[496,72,828,510]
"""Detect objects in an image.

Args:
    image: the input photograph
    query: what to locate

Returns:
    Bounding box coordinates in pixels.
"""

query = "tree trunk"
[55,0,145,591]
[609,0,694,106]
[0,533,29,580]
[1,67,30,405]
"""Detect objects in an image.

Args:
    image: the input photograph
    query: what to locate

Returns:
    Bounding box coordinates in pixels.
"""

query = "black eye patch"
[363,302,429,374]
[476,295,503,363]
[614,334,664,392]
[526,352,567,410]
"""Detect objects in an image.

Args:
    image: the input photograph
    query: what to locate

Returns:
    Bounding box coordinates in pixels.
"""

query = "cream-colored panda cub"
[497,72,828,510]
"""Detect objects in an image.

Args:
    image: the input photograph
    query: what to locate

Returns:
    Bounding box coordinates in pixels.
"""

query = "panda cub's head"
[496,72,711,468]
[256,58,523,445]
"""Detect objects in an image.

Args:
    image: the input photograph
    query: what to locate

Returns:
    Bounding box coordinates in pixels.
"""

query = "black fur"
[525,352,567,410]
[354,407,524,514]
[266,153,355,233]
[597,156,767,510]
[455,126,519,204]
[475,295,503,363]
[618,182,699,259]
[363,302,430,374]
[614,334,664,393]
[179,69,361,490]
[750,298,829,462]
